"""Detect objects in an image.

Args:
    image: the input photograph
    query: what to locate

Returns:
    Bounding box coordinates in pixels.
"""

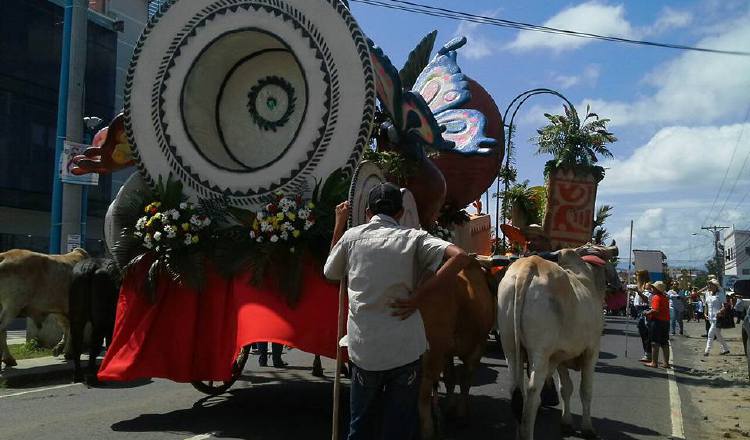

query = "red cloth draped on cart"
[98,258,340,382]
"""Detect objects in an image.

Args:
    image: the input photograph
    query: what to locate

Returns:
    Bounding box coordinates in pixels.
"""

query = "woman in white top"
[704,280,730,356]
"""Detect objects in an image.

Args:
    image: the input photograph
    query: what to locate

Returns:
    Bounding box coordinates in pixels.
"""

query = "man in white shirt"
[324,183,471,440]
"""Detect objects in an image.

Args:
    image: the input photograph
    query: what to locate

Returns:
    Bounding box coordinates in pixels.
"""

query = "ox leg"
[442,356,457,418]
[557,366,574,435]
[456,348,483,425]
[0,308,19,367]
[419,353,443,440]
[51,313,71,358]
[580,353,598,438]
[520,359,548,440]
[86,325,105,386]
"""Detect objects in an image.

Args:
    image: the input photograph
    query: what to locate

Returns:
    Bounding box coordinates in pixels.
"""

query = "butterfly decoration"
[71,113,135,175]
[368,36,498,158]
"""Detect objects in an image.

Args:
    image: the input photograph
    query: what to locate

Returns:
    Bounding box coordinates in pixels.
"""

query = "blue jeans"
[670,308,683,334]
[348,359,421,440]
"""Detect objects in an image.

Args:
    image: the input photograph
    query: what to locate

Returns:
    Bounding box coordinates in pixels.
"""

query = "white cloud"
[600,123,750,195]
[580,14,750,127]
[507,2,635,53]
[552,64,601,89]
[644,7,693,35]
[455,11,500,60]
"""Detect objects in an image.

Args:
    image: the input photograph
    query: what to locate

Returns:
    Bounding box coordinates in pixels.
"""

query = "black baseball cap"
[368,183,403,216]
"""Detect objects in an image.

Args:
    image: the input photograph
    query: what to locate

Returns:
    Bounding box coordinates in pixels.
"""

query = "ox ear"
[581,255,606,267]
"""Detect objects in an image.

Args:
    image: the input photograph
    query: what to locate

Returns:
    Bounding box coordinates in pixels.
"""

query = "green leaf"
[399,30,438,90]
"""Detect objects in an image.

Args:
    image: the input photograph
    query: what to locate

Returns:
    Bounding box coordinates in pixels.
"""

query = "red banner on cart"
[98,258,341,383]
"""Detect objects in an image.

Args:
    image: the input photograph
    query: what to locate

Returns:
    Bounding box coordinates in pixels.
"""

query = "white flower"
[249,231,256,239]
[144,242,153,249]
[134,231,143,238]
[282,222,292,232]
[256,236,264,243]
[289,247,295,254]
[270,235,279,243]
[136,217,147,230]
[298,209,309,220]
[190,215,201,226]
[202,217,211,227]
[164,225,177,239]
[153,231,162,241]
[179,202,188,210]
[304,220,314,231]
[169,209,180,221]
[183,234,193,246]
[280,231,289,241]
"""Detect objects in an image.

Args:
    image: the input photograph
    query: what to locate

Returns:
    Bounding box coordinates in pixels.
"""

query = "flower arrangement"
[250,193,316,251]
[135,201,211,254]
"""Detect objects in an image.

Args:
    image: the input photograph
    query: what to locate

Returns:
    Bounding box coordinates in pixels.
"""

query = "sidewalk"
[670,319,750,439]
[0,355,79,388]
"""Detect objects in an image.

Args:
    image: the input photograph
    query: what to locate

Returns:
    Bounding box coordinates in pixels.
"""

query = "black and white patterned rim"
[124,0,376,207]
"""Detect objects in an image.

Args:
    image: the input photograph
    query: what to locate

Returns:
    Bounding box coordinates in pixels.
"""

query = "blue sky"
[350,0,750,269]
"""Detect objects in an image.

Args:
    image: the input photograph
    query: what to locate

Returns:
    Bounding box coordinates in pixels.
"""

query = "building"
[633,249,667,282]
[724,228,750,286]
[0,0,149,254]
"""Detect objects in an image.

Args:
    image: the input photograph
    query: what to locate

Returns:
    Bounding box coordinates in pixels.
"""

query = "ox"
[419,261,496,439]
[0,248,89,367]
[497,244,619,440]
[69,257,121,384]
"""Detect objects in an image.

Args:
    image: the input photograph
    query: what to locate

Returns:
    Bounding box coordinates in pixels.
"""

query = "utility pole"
[50,0,88,254]
[702,225,730,287]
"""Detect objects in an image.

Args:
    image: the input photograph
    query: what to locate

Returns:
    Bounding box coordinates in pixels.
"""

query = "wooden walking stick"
[331,278,347,440]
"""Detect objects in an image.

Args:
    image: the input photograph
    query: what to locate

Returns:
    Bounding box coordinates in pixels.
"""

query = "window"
[743,269,750,276]
[148,0,167,17]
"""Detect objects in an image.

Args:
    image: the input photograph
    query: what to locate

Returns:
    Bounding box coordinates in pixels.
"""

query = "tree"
[592,205,613,245]
[535,105,617,181]
[705,257,722,278]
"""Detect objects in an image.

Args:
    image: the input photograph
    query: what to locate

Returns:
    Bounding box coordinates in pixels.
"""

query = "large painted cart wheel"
[125,0,375,207]
[191,346,251,395]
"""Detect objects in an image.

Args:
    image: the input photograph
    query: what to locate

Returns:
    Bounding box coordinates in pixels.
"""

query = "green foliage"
[694,274,708,289]
[363,149,418,185]
[8,339,53,360]
[152,174,186,209]
[399,30,438,90]
[592,205,613,245]
[503,181,546,226]
[536,105,616,181]
[705,257,722,278]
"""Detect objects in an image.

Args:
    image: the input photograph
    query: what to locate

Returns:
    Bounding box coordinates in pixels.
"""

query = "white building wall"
[724,229,750,281]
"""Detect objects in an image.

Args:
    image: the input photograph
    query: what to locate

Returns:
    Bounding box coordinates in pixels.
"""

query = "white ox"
[497,244,619,440]
[0,248,89,367]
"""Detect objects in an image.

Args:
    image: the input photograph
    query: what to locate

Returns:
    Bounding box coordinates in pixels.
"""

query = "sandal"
[645,362,658,368]
[661,363,672,369]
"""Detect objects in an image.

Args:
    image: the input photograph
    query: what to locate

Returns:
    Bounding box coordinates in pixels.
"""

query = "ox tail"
[511,266,534,422]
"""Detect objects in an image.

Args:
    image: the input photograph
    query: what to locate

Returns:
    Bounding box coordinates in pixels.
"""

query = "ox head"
[575,242,622,295]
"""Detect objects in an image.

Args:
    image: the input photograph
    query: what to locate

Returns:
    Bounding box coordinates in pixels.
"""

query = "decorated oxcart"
[74,0,618,411]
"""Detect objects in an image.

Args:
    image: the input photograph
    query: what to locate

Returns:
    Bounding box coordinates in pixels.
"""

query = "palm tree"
[592,205,613,245]
[535,105,616,181]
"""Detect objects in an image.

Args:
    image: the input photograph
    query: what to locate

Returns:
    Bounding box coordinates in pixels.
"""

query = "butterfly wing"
[368,39,403,127]
[413,37,471,115]
[400,92,452,150]
[434,109,497,155]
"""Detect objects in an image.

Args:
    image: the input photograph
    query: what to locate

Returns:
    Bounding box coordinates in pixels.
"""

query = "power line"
[705,107,750,225]
[350,0,750,57]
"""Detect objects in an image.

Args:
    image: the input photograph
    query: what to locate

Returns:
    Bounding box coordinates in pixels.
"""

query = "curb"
[0,358,76,388]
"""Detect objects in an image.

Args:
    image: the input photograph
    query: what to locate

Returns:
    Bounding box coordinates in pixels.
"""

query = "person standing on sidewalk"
[704,280,731,356]
[668,282,685,335]
[645,281,671,368]
[323,183,472,440]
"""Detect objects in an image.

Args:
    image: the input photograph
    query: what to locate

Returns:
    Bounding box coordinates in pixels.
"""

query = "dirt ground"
[672,319,750,439]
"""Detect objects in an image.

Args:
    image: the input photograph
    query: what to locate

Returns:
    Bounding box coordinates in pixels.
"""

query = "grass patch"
[8,339,54,361]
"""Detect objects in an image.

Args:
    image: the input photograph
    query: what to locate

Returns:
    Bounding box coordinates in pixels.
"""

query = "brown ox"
[497,245,619,440]
[419,261,496,439]
[0,248,89,367]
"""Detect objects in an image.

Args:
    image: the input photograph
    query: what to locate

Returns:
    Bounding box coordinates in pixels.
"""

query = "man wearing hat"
[324,183,472,440]
[704,279,731,356]
[645,281,671,368]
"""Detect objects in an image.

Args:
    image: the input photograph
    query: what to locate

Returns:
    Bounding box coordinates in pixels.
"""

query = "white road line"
[184,434,215,440]
[0,383,80,399]
[667,344,685,440]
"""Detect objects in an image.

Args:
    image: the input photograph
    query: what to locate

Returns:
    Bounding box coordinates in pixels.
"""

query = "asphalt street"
[0,317,686,439]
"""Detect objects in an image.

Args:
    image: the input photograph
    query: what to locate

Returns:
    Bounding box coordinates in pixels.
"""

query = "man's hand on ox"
[391,296,420,320]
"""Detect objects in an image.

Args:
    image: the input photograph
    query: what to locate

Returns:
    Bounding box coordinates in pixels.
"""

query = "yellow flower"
[276,212,285,221]
[252,219,259,229]
[182,223,190,231]
[292,230,301,238]
[307,202,315,209]
[191,236,200,244]
[287,212,296,221]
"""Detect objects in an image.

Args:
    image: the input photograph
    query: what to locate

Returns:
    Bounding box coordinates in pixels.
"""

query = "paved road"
[0,317,688,439]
